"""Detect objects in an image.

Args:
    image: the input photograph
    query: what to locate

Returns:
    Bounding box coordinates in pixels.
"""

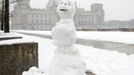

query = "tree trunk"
[1,0,5,31]
[4,0,10,33]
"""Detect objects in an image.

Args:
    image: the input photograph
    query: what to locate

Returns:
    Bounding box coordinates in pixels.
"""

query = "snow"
[77,31,134,44]
[0,33,36,45]
[77,45,134,75]
[0,32,21,38]
[38,38,134,75]
[0,30,3,35]
[13,30,51,35]
[22,67,44,75]
[5,31,134,75]
[13,30,134,44]
[5,32,132,75]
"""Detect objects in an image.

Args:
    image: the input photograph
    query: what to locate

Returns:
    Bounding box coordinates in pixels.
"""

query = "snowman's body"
[46,0,86,75]
[52,19,76,47]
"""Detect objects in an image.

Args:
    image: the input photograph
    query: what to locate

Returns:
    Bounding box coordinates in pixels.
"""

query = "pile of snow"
[22,67,43,75]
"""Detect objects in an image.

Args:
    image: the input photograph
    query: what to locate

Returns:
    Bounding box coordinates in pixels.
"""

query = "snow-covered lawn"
[77,31,134,44]
[2,32,134,75]
[13,30,134,44]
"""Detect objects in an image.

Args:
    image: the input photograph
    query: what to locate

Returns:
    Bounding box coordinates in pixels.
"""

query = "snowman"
[46,0,87,75]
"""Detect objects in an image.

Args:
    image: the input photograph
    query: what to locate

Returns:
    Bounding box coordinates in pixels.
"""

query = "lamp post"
[4,0,9,33]
[1,0,5,31]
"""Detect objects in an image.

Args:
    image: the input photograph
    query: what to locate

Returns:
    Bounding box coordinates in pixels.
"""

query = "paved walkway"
[17,32,134,54]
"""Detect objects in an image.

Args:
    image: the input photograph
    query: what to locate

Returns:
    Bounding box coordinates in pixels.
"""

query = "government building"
[11,0,105,30]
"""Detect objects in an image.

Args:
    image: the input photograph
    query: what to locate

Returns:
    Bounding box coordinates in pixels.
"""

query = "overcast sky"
[30,0,134,21]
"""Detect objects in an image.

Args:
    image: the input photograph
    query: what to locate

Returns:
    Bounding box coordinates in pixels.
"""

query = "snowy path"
[16,32,134,54]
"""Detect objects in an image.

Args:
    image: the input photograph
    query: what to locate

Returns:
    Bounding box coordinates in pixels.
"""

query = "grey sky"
[30,0,134,21]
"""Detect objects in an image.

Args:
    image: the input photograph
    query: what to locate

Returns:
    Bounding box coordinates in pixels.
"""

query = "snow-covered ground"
[2,32,134,75]
[14,30,134,44]
[77,31,134,44]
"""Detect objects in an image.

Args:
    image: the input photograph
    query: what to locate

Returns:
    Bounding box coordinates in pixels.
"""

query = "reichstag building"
[11,0,105,30]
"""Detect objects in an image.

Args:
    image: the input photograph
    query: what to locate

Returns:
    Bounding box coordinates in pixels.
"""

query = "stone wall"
[0,42,38,75]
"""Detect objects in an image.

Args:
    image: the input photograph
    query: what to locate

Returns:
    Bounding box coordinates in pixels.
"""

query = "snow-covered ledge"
[0,30,3,35]
[0,32,22,41]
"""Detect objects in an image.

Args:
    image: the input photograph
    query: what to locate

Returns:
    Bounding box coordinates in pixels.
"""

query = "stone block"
[0,42,38,75]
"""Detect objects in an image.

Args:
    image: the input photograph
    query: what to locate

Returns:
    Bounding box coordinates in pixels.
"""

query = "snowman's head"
[57,0,76,19]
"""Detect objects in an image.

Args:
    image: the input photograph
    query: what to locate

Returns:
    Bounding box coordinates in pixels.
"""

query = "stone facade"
[11,0,105,30]
[0,42,38,75]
